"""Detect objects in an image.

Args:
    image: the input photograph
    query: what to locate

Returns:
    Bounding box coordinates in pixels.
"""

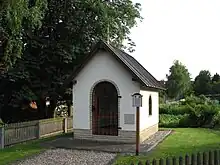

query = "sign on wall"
[124,114,135,124]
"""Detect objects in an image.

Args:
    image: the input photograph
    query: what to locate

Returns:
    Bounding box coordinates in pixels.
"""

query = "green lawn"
[0,133,72,165]
[1,129,220,165]
[0,141,45,165]
[114,128,220,165]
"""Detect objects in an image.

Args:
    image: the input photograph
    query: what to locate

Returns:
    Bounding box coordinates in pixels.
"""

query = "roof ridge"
[66,40,165,90]
[110,45,161,86]
[103,41,164,89]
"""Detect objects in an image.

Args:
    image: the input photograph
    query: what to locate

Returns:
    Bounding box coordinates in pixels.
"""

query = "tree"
[194,70,212,95]
[212,73,220,83]
[0,0,47,122]
[212,73,220,95]
[166,60,192,100]
[212,81,220,94]
[0,0,47,72]
[0,0,142,122]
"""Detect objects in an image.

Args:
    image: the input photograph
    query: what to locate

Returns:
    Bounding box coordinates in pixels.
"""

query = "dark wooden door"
[92,82,118,136]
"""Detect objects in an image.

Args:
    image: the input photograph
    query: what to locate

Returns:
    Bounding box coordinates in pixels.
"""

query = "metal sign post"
[132,93,143,156]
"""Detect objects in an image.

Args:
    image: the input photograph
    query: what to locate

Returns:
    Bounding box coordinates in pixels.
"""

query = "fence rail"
[0,117,73,149]
[4,120,39,146]
[132,150,220,165]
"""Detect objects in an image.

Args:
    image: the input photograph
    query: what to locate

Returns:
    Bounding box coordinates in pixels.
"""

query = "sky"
[128,0,220,81]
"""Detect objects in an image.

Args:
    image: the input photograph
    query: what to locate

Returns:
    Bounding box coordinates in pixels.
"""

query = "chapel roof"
[66,40,165,90]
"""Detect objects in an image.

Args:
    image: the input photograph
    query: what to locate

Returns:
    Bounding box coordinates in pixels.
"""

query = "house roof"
[66,40,165,90]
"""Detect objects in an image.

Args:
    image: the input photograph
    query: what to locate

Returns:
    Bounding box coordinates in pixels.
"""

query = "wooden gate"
[92,81,118,136]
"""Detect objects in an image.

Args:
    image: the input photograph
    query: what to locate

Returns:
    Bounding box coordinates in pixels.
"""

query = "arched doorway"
[92,81,119,136]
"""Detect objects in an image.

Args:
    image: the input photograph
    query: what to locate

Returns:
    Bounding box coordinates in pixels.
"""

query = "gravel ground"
[12,149,117,165]
[41,130,171,154]
[11,130,171,164]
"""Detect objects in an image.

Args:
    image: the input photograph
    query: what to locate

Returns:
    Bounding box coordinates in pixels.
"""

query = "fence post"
[209,151,214,165]
[191,154,196,165]
[159,158,164,165]
[63,117,67,133]
[197,152,202,165]
[37,121,40,139]
[179,156,183,165]
[0,125,4,149]
[172,157,177,165]
[214,150,219,165]
[203,152,208,165]
[185,155,189,165]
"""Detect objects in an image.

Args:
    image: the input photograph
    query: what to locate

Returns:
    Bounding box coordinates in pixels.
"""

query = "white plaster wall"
[72,50,140,131]
[139,90,159,131]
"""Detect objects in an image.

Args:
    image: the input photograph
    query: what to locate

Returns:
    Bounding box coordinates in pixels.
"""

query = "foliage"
[159,89,166,104]
[0,0,142,122]
[166,60,192,100]
[160,104,191,115]
[0,118,3,125]
[159,95,220,128]
[187,104,219,127]
[194,70,212,95]
[164,61,220,101]
[159,114,189,127]
[0,0,47,72]
[211,111,220,128]
[212,73,220,83]
[212,81,220,94]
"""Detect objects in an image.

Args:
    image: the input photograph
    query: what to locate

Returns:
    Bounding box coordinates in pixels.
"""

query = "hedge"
[159,96,220,128]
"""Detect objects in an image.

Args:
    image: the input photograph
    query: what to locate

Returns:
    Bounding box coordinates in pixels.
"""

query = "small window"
[149,95,152,116]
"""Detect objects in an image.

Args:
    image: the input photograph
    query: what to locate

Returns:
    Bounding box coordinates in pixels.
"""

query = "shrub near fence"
[0,117,73,149]
[131,150,220,165]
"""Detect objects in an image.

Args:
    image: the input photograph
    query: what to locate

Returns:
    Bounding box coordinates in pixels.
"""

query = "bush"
[0,118,4,126]
[159,95,220,128]
[159,114,190,128]
[187,104,220,127]
[160,104,191,115]
[183,95,218,106]
[210,111,220,128]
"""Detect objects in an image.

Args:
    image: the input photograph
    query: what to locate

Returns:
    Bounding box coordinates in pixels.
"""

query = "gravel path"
[41,130,171,154]
[12,149,116,165]
[11,130,171,164]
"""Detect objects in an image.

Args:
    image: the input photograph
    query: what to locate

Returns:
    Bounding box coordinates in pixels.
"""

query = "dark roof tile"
[66,40,165,90]
[106,41,164,90]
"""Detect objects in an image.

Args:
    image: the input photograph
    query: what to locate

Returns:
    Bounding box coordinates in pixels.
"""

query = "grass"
[114,128,220,165]
[0,133,73,165]
[1,128,220,165]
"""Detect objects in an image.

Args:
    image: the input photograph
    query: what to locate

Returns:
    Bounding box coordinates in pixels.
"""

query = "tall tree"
[0,0,47,72]
[212,81,220,94]
[211,73,220,95]
[0,0,47,122]
[166,60,192,99]
[0,0,142,122]
[212,73,220,83]
[194,70,212,95]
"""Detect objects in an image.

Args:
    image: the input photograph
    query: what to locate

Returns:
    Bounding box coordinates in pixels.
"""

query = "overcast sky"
[128,0,220,81]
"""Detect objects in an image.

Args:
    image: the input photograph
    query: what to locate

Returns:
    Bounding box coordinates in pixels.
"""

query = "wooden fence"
[0,117,73,148]
[132,150,220,165]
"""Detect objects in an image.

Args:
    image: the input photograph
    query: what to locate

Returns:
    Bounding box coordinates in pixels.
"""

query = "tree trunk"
[47,99,56,118]
[36,98,46,119]
[67,100,72,117]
